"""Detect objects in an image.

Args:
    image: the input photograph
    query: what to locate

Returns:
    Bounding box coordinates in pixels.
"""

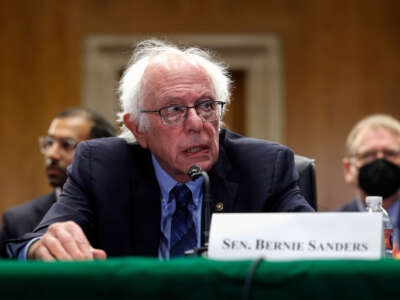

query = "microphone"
[188,165,202,180]
[187,165,212,252]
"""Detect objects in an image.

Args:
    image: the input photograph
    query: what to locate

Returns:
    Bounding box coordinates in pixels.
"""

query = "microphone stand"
[185,165,212,257]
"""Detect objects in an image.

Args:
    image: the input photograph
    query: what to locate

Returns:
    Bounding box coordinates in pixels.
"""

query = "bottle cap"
[365,196,383,206]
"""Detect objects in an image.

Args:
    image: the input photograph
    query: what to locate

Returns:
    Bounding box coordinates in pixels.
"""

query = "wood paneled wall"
[0,0,399,220]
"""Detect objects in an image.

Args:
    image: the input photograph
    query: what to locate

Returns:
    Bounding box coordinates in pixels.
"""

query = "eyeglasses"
[140,100,225,127]
[353,149,400,164]
[38,136,79,155]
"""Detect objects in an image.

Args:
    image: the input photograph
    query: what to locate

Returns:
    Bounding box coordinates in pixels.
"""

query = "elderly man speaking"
[8,39,313,261]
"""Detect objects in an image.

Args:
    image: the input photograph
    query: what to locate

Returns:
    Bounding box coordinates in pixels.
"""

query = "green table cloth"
[0,257,399,299]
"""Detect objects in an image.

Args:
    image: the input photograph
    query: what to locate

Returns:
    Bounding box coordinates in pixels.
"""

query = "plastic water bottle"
[365,196,393,258]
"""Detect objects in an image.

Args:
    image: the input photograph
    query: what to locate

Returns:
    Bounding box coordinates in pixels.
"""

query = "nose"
[376,151,385,159]
[184,107,204,132]
[45,142,62,160]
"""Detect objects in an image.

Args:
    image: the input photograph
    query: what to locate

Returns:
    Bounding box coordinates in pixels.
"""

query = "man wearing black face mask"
[337,114,400,241]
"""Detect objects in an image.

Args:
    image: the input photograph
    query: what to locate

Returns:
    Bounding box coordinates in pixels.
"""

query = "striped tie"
[170,184,197,257]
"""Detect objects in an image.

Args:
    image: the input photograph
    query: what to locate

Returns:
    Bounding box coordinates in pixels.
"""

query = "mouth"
[184,145,209,155]
[46,165,64,175]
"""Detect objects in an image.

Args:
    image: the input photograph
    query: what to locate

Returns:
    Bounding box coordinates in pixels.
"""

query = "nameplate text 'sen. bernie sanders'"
[208,212,383,261]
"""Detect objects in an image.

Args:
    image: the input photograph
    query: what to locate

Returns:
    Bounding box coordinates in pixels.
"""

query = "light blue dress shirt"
[151,155,203,259]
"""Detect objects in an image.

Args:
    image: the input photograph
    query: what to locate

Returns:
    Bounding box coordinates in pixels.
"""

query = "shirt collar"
[354,196,365,211]
[151,154,203,203]
[55,187,62,201]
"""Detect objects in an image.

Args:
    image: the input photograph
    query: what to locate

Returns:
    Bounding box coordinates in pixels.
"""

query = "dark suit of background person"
[336,114,400,241]
[0,108,115,258]
[10,129,313,258]
[0,193,56,257]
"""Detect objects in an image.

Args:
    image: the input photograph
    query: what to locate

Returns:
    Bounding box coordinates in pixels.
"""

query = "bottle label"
[384,229,393,250]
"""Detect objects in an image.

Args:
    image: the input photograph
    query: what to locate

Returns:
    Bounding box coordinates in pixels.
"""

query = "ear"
[343,157,356,185]
[123,114,148,148]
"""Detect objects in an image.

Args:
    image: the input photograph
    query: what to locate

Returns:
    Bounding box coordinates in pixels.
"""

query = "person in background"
[337,114,400,240]
[0,107,115,257]
[7,39,313,261]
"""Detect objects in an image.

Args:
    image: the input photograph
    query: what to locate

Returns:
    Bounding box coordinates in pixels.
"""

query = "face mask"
[358,158,400,198]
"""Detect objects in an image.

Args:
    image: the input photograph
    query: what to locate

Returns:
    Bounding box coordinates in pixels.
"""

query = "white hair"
[346,114,400,156]
[117,39,232,142]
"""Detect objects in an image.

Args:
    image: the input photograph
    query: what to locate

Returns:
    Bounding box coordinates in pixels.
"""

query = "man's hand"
[27,221,107,261]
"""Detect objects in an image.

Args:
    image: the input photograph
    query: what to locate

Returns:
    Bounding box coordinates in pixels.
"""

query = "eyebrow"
[163,94,216,105]
[46,135,77,141]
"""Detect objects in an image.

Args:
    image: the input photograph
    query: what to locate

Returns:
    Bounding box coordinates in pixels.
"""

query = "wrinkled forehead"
[143,53,211,85]
[352,126,400,153]
[141,53,214,101]
[48,116,92,141]
[148,53,202,71]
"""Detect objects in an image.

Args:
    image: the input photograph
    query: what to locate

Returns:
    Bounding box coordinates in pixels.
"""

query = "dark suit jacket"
[8,129,313,258]
[336,198,362,212]
[0,192,56,258]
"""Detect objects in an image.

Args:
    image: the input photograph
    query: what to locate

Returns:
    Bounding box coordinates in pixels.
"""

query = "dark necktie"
[170,184,197,257]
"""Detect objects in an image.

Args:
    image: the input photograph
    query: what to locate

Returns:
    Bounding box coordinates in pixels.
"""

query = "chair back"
[294,154,317,210]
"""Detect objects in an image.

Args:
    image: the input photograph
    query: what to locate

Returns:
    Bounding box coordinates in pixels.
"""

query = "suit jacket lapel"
[209,145,239,213]
[129,146,161,257]
[34,192,57,217]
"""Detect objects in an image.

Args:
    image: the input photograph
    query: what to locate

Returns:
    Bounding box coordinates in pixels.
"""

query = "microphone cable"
[242,257,264,300]
[187,165,212,246]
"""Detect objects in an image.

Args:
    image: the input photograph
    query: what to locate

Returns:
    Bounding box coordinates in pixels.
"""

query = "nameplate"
[208,212,383,261]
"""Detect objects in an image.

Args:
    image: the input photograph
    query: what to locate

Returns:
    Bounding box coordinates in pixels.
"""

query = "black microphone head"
[188,165,202,181]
